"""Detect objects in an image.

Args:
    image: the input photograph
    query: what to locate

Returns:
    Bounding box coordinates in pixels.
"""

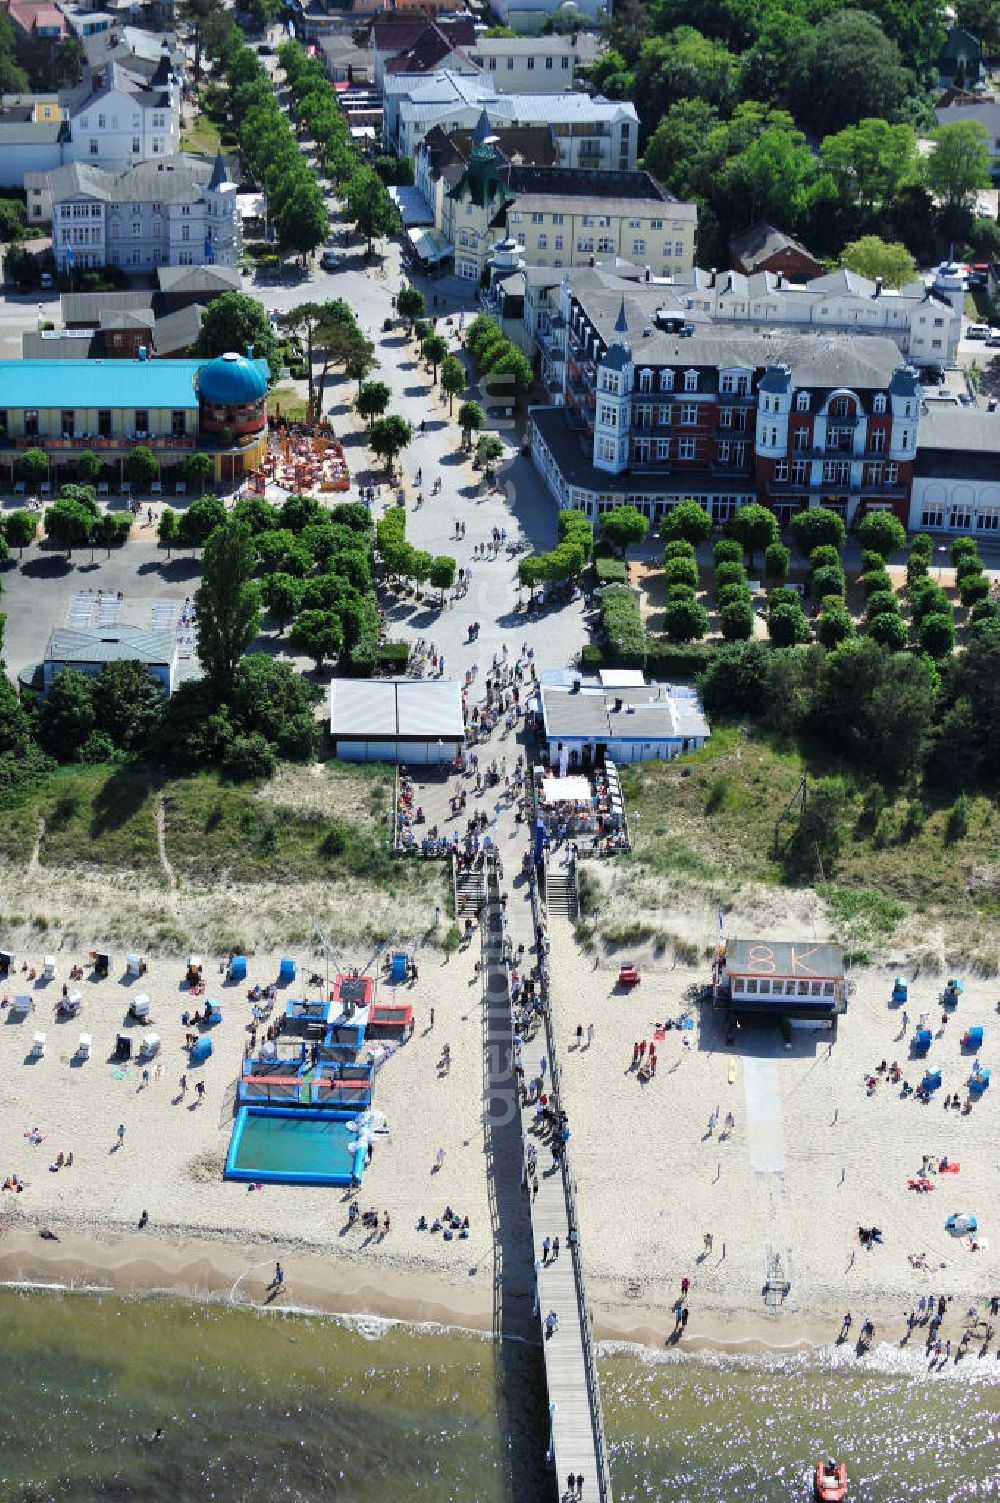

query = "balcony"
[717,389,755,406]
[10,433,195,452]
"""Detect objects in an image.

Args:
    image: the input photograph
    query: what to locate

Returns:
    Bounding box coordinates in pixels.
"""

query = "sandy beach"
[2,905,997,1359]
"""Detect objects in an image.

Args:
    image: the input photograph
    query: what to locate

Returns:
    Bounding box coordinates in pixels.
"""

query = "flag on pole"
[65,241,74,267]
[204,233,213,263]
[718,908,724,932]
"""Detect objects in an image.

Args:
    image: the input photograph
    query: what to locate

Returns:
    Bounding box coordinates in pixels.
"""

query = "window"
[774,461,788,481]
[656,439,670,460]
[684,370,697,392]
[60,409,74,436]
[674,241,684,256]
[545,55,553,69]
[633,437,650,463]
[527,55,534,69]
[638,369,653,393]
[134,409,149,433]
[537,234,547,250]
[97,409,112,438]
[598,436,616,461]
[531,211,544,223]
[796,392,809,412]
[602,371,619,394]
[869,429,885,453]
[791,460,809,484]
[976,507,1000,530]
[132,221,141,237]
[98,113,106,129]
[718,440,730,463]
[719,407,733,428]
[921,506,944,528]
[680,403,697,425]
[507,56,514,69]
[598,237,614,253]
[582,215,594,227]
[678,438,696,460]
[899,430,910,450]
[792,427,809,452]
[758,979,771,995]
[628,219,641,229]
[132,136,140,154]
[24,408,38,437]
[598,404,618,426]
[89,138,99,156]
[632,239,645,255]
[488,55,497,69]
[832,396,852,417]
[181,225,190,242]
[873,393,886,414]
[745,978,758,994]
[181,205,190,216]
[171,410,186,437]
[554,236,563,250]
[650,218,662,229]
[598,216,611,228]
[660,369,674,392]
[552,214,563,225]
[577,238,594,253]
[886,463,898,483]
[561,55,569,68]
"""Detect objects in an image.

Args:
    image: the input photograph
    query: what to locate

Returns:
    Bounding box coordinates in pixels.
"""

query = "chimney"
[775,271,782,289]
[247,344,254,359]
[875,277,883,298]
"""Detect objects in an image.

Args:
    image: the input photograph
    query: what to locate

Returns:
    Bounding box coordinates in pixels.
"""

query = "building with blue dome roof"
[197,351,270,442]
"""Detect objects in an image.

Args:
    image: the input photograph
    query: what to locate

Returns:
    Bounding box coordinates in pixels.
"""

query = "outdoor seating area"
[533,761,625,847]
[264,431,350,493]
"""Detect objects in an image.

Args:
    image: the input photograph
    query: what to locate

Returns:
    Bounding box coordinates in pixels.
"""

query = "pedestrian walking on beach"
[703,1232,713,1254]
[681,1307,689,1330]
[116,1123,125,1148]
[553,1237,560,1259]
[543,1236,551,1262]
[532,1176,539,1199]
[632,1041,640,1068]
[681,1276,690,1296]
[576,1474,584,1497]
[839,1312,852,1340]
[274,1262,284,1288]
[429,1007,434,1030]
[724,1111,735,1134]
[576,1024,584,1048]
[435,1147,445,1172]
[567,1475,576,1499]
[195,1081,206,1101]
[587,1023,594,1049]
[178,1073,187,1096]
[707,1111,717,1136]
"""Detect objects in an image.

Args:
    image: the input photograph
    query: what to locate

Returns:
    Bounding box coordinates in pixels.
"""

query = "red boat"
[815,1459,848,1500]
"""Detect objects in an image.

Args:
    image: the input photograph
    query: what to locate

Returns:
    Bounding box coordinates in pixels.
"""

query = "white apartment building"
[463,35,577,93]
[35,151,240,273]
[390,70,639,171]
[662,265,964,367]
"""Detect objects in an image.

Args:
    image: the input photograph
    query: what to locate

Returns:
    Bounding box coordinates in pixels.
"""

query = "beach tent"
[970,1066,991,1093]
[229,955,247,981]
[946,1213,978,1234]
[914,1027,932,1053]
[42,956,56,980]
[11,994,31,1018]
[892,977,908,1003]
[126,954,143,976]
[921,1068,942,1091]
[190,1036,212,1063]
[279,958,297,982]
[962,1026,984,1051]
[390,952,407,982]
[131,993,150,1019]
[0,950,14,976]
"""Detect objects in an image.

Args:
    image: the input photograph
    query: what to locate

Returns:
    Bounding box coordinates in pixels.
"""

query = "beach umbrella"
[946,1213,978,1234]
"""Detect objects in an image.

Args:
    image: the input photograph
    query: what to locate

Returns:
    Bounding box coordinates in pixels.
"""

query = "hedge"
[377,641,411,670]
[595,556,629,585]
[582,639,716,677]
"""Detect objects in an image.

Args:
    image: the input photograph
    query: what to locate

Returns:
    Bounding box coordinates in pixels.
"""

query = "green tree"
[720,600,754,640]
[421,333,449,382]
[261,571,304,632]
[396,285,426,329]
[184,451,214,494]
[866,611,908,649]
[195,519,262,693]
[818,604,855,647]
[727,503,778,566]
[787,778,847,875]
[789,507,847,557]
[820,119,918,213]
[483,345,534,402]
[663,499,712,545]
[75,449,101,484]
[178,494,226,547]
[919,610,956,657]
[458,400,485,449]
[815,636,935,775]
[289,607,344,670]
[194,291,278,380]
[926,119,992,218]
[857,510,906,559]
[158,508,179,556]
[767,599,810,645]
[344,167,400,255]
[602,504,650,557]
[840,235,917,286]
[765,541,790,580]
[642,98,720,197]
[37,668,95,758]
[97,511,120,557]
[4,509,37,555]
[44,497,95,555]
[440,355,467,414]
[476,433,505,478]
[230,654,321,760]
[357,379,392,427]
[369,414,412,475]
[93,660,163,752]
[788,11,908,137]
[429,554,457,604]
[19,447,48,489]
[635,27,740,123]
[123,445,159,491]
[275,179,328,259]
[664,595,709,642]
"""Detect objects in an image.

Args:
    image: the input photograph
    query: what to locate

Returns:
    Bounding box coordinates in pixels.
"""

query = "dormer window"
[873,393,886,414]
[638,369,652,393]
[660,369,674,391]
[796,392,809,412]
[684,369,698,392]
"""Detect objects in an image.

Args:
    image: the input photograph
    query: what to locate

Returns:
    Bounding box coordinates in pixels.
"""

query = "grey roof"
[0,119,64,145]
[614,296,628,334]
[38,153,219,207]
[153,302,203,355]
[728,221,821,272]
[914,404,1000,479]
[63,289,150,321]
[329,678,465,740]
[23,329,98,358]
[156,264,240,294]
[726,938,845,980]
[541,682,709,744]
[399,70,639,127]
[100,307,155,330]
[46,625,175,667]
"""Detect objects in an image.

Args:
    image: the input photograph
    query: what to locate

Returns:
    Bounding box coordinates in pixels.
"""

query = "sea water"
[1,1290,998,1501]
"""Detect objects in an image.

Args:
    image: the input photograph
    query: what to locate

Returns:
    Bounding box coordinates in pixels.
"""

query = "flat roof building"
[539,678,709,768]
[715,937,847,1018]
[329,678,465,763]
[43,624,178,693]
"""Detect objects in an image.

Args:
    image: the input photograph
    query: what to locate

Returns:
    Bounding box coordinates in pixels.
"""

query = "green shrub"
[909,577,949,623]
[714,560,747,590]
[712,538,743,567]
[860,549,885,576]
[764,541,789,580]
[720,600,754,640]
[906,555,929,584]
[959,572,989,606]
[909,532,933,559]
[866,589,900,619]
[377,641,410,670]
[664,539,696,563]
[717,581,752,612]
[812,564,845,598]
[955,552,983,581]
[666,582,697,603]
[811,544,842,571]
[946,792,970,842]
[950,536,979,566]
[665,556,699,590]
[860,569,892,598]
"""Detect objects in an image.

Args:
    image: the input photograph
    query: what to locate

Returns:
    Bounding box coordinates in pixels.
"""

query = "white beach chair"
[42,955,56,980]
[140,1031,160,1058]
[77,1033,91,1061]
[31,1031,46,1058]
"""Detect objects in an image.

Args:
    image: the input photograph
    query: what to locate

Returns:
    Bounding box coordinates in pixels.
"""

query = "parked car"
[39,272,53,289]
[966,322,990,340]
[320,249,340,271]
[985,330,1000,347]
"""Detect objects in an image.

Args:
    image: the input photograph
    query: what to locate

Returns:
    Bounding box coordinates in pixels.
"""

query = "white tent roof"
[330,678,465,740]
